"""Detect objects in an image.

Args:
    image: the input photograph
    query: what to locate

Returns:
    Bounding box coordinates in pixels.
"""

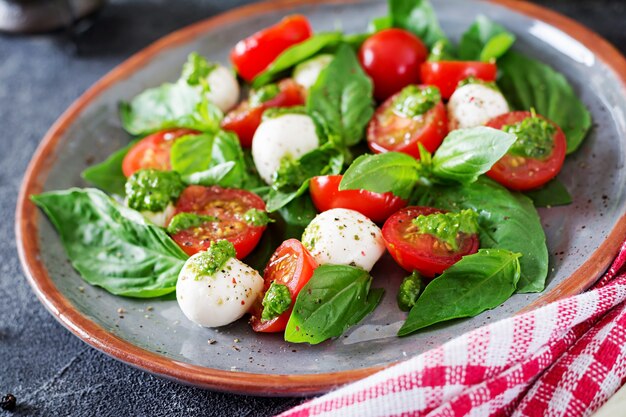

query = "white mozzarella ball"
[302,208,385,272]
[447,83,509,130]
[177,256,263,328]
[293,54,333,90]
[252,114,320,184]
[205,65,240,112]
[140,203,175,228]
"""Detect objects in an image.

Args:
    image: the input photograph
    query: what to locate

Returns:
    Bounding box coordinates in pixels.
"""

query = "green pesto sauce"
[181,52,217,89]
[244,208,273,227]
[271,154,305,192]
[125,169,185,213]
[393,85,441,118]
[397,271,423,312]
[504,114,556,159]
[166,212,218,235]
[187,240,236,278]
[249,83,281,107]
[457,76,499,91]
[261,106,307,121]
[412,209,478,251]
[427,39,455,62]
[261,282,292,321]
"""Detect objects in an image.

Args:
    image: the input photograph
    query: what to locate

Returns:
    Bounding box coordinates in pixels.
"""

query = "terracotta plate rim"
[15,0,626,395]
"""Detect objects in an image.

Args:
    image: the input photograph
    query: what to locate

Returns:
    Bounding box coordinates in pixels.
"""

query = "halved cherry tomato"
[221,78,305,148]
[230,15,313,82]
[358,28,427,101]
[121,128,199,177]
[367,86,448,158]
[382,206,479,277]
[420,61,497,99]
[170,185,267,258]
[486,111,567,191]
[309,175,407,223]
[249,239,318,333]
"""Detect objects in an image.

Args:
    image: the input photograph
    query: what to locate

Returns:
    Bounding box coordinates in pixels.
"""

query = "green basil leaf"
[31,188,188,298]
[306,44,374,147]
[285,265,382,344]
[368,15,393,33]
[389,0,447,48]
[339,152,422,199]
[459,15,515,62]
[497,51,592,154]
[81,140,136,196]
[181,162,236,186]
[431,126,516,184]
[425,177,548,293]
[524,179,572,207]
[266,181,310,213]
[398,249,521,336]
[252,32,343,88]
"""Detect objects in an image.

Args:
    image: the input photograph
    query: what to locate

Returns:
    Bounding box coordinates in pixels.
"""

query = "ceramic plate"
[16,0,626,395]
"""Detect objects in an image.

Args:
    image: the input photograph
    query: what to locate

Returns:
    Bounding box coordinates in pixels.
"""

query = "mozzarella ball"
[293,54,333,90]
[447,83,509,130]
[140,203,175,228]
[252,114,320,184]
[205,65,240,112]
[177,256,263,327]
[302,208,385,272]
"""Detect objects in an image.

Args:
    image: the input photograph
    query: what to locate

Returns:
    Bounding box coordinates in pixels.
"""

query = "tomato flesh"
[420,61,497,99]
[358,28,427,101]
[121,128,199,177]
[230,15,313,82]
[170,185,267,258]
[221,79,304,148]
[250,239,317,332]
[367,87,448,158]
[486,111,567,191]
[382,206,479,277]
[309,175,407,223]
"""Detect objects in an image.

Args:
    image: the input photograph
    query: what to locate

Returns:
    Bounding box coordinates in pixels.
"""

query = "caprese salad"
[32,0,591,344]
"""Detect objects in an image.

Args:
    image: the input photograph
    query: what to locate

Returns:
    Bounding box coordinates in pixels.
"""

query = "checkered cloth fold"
[279,241,626,417]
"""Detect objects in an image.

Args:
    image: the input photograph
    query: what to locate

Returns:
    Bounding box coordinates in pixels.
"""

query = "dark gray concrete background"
[1,1,624,416]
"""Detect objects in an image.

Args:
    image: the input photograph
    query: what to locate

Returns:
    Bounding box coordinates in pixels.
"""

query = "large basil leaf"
[459,15,515,62]
[306,44,374,147]
[524,178,572,207]
[389,0,447,48]
[81,140,135,196]
[31,189,188,298]
[497,51,592,154]
[398,249,521,336]
[431,126,516,184]
[424,177,548,293]
[285,265,384,344]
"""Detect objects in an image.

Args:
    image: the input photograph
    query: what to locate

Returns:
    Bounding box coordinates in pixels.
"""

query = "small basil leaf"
[524,179,573,207]
[81,140,136,196]
[181,161,236,186]
[398,249,521,336]
[389,0,447,48]
[459,15,515,62]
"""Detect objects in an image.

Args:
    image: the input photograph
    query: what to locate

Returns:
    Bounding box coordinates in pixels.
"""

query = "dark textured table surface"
[1,1,624,416]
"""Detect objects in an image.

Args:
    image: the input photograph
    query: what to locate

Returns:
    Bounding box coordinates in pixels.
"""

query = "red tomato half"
[121,128,199,177]
[358,29,428,101]
[420,61,497,99]
[367,87,448,158]
[382,206,479,277]
[170,185,267,258]
[230,15,313,82]
[309,175,407,223]
[486,111,567,191]
[250,239,318,333]
[221,79,305,148]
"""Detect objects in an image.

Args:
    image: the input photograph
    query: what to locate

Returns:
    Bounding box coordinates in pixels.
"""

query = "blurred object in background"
[0,0,105,33]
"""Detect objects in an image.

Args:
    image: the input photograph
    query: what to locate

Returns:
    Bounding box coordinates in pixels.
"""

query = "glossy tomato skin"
[486,111,567,191]
[171,185,267,259]
[382,206,479,277]
[358,29,428,101]
[121,128,199,177]
[420,61,497,99]
[309,175,407,223]
[221,79,305,148]
[367,87,448,158]
[230,15,312,82]
[250,239,317,332]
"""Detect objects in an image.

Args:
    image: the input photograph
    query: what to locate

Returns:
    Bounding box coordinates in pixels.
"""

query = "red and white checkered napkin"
[279,241,626,417]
